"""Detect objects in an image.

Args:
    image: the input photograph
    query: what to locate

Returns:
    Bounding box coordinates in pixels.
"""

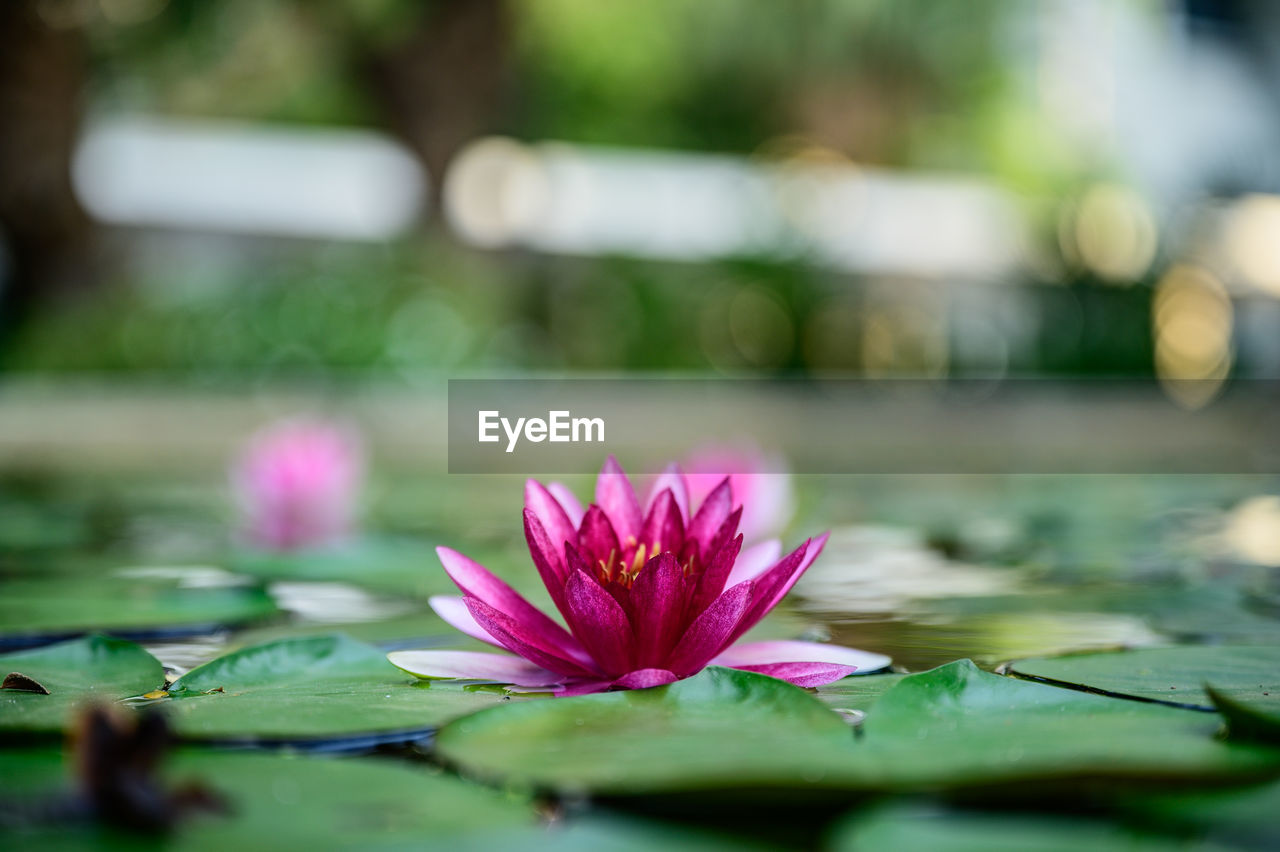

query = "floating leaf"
[162,634,511,745]
[1206,684,1280,744]
[0,747,535,848]
[853,660,1278,790]
[0,635,164,735]
[437,666,851,794]
[829,804,1182,852]
[437,661,1280,796]
[1125,776,1280,848]
[0,575,278,648]
[1009,645,1280,710]
[231,537,450,599]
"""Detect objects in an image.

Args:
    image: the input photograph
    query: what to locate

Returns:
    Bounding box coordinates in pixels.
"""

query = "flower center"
[593,537,694,589]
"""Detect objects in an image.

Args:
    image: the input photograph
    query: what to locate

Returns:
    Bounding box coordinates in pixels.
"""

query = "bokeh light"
[1225,193,1280,297]
[1065,183,1158,284]
[1152,264,1233,409]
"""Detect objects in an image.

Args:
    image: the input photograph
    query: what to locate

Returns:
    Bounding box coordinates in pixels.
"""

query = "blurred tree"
[360,0,511,203]
[0,2,94,357]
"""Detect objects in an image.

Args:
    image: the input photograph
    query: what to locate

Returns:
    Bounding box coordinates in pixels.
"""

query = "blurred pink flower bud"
[232,418,364,551]
[682,445,794,543]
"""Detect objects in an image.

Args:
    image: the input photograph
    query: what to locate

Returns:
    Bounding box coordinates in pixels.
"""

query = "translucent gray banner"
[447,378,1280,474]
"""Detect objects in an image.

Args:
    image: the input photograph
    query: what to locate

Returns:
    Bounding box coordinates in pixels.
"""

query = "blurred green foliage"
[4,237,1160,376]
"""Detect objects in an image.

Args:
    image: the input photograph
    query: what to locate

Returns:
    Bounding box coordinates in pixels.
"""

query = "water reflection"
[795,525,1021,615]
[266,581,418,624]
[826,612,1160,673]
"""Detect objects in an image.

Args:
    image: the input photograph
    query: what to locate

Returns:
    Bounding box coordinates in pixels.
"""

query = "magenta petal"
[428,595,499,647]
[686,477,732,555]
[578,505,622,567]
[712,639,877,669]
[388,649,562,686]
[664,581,753,676]
[548,481,585,528]
[564,568,634,676]
[740,539,808,616]
[648,464,690,522]
[629,553,689,668]
[726,662,856,688]
[436,546,584,655]
[595,456,642,544]
[725,539,782,587]
[465,597,598,677]
[525,479,579,557]
[703,506,743,564]
[690,533,743,615]
[523,510,572,617]
[640,488,685,555]
[553,678,615,697]
[728,533,828,644]
[613,668,680,690]
[761,531,829,612]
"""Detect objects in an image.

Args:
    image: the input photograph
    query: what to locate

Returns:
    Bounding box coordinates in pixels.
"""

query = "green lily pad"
[231,537,449,599]
[0,635,164,735]
[160,634,510,744]
[0,747,535,849]
[0,575,278,648]
[1125,776,1280,848]
[829,804,1184,852]
[436,661,1280,796]
[1206,685,1280,744]
[1009,645,1280,710]
[436,665,851,795]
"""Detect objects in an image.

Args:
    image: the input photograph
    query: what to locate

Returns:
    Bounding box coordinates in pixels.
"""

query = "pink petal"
[612,668,680,690]
[436,546,585,659]
[762,532,829,612]
[525,479,579,559]
[547,481,585,528]
[640,488,685,556]
[594,456,642,544]
[725,539,782,587]
[725,662,856,688]
[523,510,572,617]
[647,464,690,522]
[629,553,690,668]
[728,533,829,644]
[683,447,794,542]
[664,581,753,676]
[712,639,890,672]
[428,595,499,646]
[465,597,599,677]
[685,477,732,557]
[552,678,616,697]
[690,532,743,615]
[387,650,562,687]
[564,568,634,675]
[578,505,622,566]
[703,507,743,563]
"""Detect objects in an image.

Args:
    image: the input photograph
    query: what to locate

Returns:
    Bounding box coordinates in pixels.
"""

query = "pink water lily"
[389,457,886,695]
[682,444,794,543]
[232,418,364,551]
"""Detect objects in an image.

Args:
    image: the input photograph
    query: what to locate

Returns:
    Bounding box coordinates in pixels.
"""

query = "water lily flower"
[682,444,794,542]
[232,418,364,551]
[390,457,884,695]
